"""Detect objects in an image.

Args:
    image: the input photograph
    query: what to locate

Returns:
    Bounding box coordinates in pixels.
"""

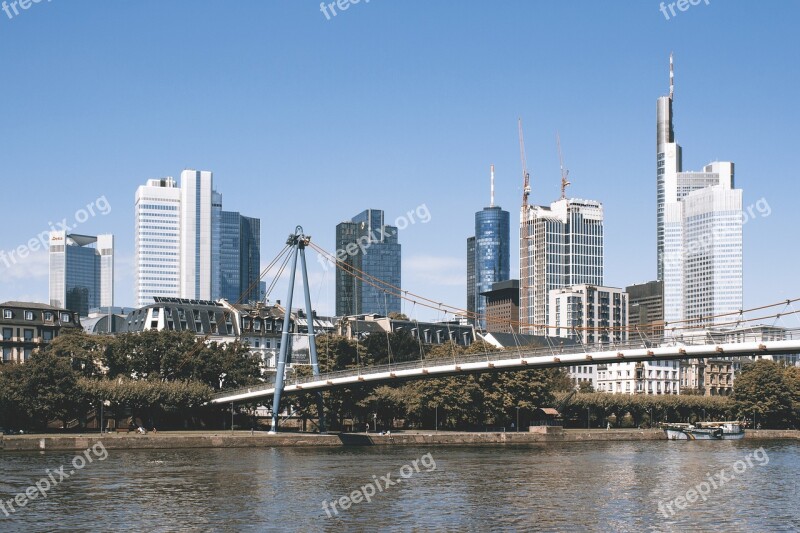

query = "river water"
[0,440,798,532]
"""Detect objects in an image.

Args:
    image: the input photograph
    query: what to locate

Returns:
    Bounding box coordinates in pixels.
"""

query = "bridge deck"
[211,336,800,404]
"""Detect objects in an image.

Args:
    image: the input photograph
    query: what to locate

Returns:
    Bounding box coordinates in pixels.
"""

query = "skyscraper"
[219,211,261,303]
[134,177,181,307]
[49,232,114,316]
[335,209,401,316]
[467,165,510,329]
[656,56,743,330]
[656,54,681,282]
[520,198,604,335]
[180,170,220,301]
[135,171,227,307]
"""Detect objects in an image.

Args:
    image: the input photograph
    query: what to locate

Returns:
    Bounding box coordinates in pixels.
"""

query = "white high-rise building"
[134,177,181,307]
[49,232,114,316]
[664,179,743,328]
[135,171,223,307]
[520,197,604,335]
[656,55,743,331]
[180,170,219,301]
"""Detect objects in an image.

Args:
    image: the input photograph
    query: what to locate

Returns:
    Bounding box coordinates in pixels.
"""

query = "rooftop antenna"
[669,52,674,100]
[490,164,495,207]
[519,118,530,209]
[557,131,571,200]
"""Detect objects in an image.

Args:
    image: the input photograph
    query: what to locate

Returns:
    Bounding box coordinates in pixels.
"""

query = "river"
[1,440,798,532]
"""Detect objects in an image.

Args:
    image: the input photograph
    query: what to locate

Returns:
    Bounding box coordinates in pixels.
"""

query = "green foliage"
[1,329,264,430]
[733,360,794,428]
[103,330,261,389]
[79,378,213,410]
[559,391,735,428]
[14,350,82,428]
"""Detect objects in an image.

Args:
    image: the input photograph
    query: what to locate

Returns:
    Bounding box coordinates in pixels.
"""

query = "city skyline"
[1,2,798,322]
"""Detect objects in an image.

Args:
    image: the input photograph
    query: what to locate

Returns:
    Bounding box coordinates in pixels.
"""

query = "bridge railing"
[212,327,800,401]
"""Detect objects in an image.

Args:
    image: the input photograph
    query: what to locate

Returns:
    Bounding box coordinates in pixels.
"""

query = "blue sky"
[1,1,798,321]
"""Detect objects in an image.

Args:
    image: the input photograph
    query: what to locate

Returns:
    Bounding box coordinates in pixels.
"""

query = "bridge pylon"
[269,226,326,434]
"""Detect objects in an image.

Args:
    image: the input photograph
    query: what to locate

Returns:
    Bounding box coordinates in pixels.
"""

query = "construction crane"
[518,118,531,209]
[557,131,571,199]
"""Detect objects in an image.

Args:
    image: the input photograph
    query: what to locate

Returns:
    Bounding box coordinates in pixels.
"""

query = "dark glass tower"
[219,211,261,303]
[467,166,510,329]
[335,209,401,316]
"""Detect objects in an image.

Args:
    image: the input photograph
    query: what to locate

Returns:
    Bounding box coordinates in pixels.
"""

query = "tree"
[782,365,800,427]
[46,329,113,377]
[733,360,793,428]
[17,350,81,429]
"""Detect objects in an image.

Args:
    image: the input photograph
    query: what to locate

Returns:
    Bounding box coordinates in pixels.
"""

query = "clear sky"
[1,1,798,322]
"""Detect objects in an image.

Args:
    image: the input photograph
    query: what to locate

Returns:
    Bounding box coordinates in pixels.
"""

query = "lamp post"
[100,400,104,435]
[516,407,521,432]
[231,402,234,435]
[435,404,438,433]
[587,407,590,430]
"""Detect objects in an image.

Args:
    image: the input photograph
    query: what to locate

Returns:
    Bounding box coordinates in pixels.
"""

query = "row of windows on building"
[2,308,72,323]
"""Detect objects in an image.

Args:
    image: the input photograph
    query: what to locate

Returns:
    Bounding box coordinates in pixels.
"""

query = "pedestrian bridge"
[211,331,800,404]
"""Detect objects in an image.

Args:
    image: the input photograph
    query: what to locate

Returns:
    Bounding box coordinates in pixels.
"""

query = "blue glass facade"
[336,209,401,316]
[64,245,100,316]
[469,206,510,329]
[219,211,261,303]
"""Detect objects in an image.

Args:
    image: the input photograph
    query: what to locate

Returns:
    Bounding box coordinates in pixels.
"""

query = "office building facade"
[134,177,182,307]
[520,198,604,335]
[468,207,510,329]
[482,279,520,333]
[335,209,401,316]
[626,280,664,338]
[548,284,627,345]
[219,211,261,303]
[180,170,220,301]
[135,172,259,307]
[49,232,114,316]
[656,56,743,331]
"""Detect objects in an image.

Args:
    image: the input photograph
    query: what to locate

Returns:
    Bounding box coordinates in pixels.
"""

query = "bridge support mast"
[269,226,326,434]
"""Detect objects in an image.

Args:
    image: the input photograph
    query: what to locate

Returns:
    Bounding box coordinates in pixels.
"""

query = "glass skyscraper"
[335,209,401,316]
[219,211,261,303]
[49,232,114,316]
[656,55,743,331]
[468,206,510,330]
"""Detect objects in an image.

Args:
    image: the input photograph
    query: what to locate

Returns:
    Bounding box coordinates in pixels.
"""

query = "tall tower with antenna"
[467,165,510,330]
[656,52,683,281]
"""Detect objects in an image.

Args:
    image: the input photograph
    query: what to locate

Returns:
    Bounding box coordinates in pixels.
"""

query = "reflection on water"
[1,440,798,532]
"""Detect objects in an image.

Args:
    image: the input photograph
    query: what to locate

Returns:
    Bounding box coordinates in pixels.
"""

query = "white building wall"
[97,234,114,308]
[596,360,680,395]
[181,170,212,300]
[134,178,181,307]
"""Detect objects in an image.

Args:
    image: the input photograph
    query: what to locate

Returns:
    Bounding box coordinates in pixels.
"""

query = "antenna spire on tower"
[669,52,674,100]
[490,164,495,207]
[557,131,571,200]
